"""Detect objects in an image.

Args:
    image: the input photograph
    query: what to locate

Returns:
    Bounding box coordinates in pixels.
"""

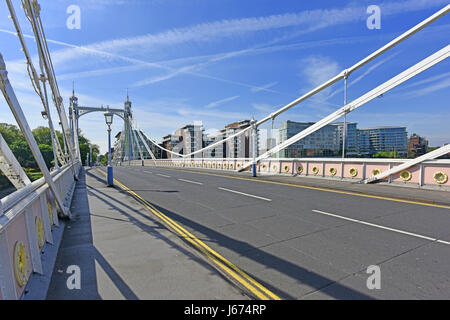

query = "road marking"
[177,178,203,185]
[153,167,450,210]
[311,209,450,245]
[95,168,280,300]
[218,187,272,202]
[156,173,171,178]
[144,171,153,174]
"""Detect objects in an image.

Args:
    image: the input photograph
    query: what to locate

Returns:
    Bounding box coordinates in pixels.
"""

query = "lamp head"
[104,112,113,126]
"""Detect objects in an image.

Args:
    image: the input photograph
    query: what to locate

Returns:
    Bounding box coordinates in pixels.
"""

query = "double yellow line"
[96,169,281,300]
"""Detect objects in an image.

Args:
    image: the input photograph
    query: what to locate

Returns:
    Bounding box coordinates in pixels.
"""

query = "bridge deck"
[46,168,247,299]
[107,166,450,299]
[48,165,450,299]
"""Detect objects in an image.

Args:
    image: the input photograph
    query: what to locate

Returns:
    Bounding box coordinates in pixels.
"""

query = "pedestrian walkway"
[46,168,247,299]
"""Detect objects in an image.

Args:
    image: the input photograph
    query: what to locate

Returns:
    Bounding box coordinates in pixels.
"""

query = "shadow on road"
[47,168,138,300]
[88,168,374,300]
[80,168,246,298]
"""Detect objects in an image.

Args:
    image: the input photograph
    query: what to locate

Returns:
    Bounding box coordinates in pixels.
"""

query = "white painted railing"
[0,0,82,300]
[125,157,450,190]
[0,162,81,299]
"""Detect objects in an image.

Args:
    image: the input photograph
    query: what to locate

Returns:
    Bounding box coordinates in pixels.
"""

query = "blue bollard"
[107,166,114,186]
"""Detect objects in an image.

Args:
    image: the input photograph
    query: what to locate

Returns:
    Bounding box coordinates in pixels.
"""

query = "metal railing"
[130,157,450,189]
[0,0,81,300]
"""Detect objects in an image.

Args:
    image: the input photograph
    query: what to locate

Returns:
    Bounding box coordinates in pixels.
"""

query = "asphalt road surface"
[110,166,450,299]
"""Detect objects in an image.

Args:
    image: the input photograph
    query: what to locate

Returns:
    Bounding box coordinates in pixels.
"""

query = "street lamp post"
[104,111,114,186]
[251,117,257,177]
[89,143,93,167]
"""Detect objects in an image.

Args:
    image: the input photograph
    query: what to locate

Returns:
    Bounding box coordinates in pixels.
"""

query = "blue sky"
[0,0,449,154]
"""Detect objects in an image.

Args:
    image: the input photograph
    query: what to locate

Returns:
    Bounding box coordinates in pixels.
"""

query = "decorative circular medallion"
[433,171,448,184]
[312,166,319,175]
[35,216,45,249]
[297,165,303,174]
[349,168,358,177]
[329,167,337,176]
[284,165,290,173]
[399,170,412,181]
[13,241,29,287]
[372,168,381,177]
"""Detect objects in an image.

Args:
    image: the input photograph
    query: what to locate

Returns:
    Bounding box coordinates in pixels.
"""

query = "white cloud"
[387,71,450,99]
[3,0,447,91]
[252,103,277,113]
[204,128,221,137]
[54,0,447,58]
[131,65,195,87]
[204,95,240,109]
[301,55,341,88]
[405,77,450,97]
[251,82,278,93]
[326,51,401,100]
[400,71,450,90]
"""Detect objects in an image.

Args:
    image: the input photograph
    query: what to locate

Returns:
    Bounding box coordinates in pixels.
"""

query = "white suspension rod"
[181,5,449,159]
[240,45,450,171]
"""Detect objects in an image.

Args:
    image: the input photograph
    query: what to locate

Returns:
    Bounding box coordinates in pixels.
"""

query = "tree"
[372,151,400,158]
[100,154,108,166]
[1,123,99,168]
[32,126,65,151]
[10,140,36,169]
[77,129,100,165]
[38,144,54,168]
[32,126,53,146]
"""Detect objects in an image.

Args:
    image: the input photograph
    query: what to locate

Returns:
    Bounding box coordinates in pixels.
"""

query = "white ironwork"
[139,5,449,161]
[0,133,32,189]
[0,54,71,217]
[17,0,78,170]
[239,45,449,171]
[6,0,67,167]
[365,144,450,184]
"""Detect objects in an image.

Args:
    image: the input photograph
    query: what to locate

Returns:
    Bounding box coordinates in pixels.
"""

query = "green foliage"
[78,129,100,165]
[10,140,37,168]
[0,122,98,169]
[372,151,400,158]
[0,123,22,145]
[98,153,108,166]
[38,143,54,168]
[25,168,43,181]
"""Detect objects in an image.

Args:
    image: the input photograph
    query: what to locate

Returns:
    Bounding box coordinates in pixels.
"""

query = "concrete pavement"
[46,168,249,300]
[106,165,450,299]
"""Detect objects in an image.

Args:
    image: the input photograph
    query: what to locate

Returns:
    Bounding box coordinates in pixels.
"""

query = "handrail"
[0,162,77,215]
[146,157,450,164]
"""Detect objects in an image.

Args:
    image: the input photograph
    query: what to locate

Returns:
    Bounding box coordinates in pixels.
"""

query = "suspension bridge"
[0,1,449,300]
